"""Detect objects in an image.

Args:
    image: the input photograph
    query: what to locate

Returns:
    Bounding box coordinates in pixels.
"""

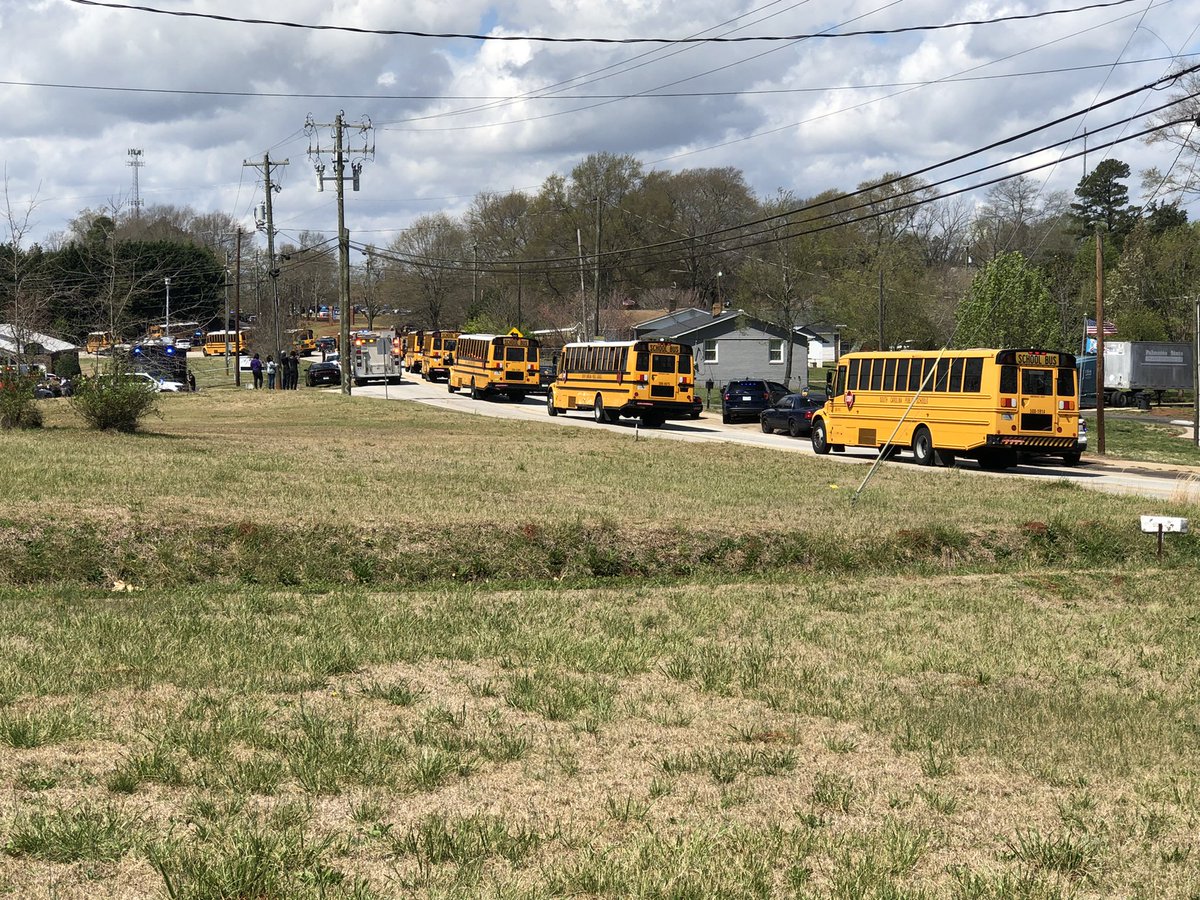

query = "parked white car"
[97,372,184,392]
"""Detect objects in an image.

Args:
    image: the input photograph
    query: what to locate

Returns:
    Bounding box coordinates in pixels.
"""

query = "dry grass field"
[0,390,1197,899]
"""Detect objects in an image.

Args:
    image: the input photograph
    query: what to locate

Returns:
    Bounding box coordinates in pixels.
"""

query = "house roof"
[0,325,78,355]
[639,309,804,344]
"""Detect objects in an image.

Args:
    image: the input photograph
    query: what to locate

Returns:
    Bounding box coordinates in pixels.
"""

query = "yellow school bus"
[547,339,695,428]
[448,331,540,401]
[146,321,201,346]
[288,327,317,356]
[398,331,424,372]
[85,331,114,354]
[419,330,460,381]
[810,348,1080,469]
[203,330,248,357]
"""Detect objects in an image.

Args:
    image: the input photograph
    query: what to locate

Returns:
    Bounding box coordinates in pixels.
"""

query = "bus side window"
[895,358,909,391]
[636,352,649,372]
[847,358,860,391]
[882,358,896,391]
[962,358,983,392]
[869,359,884,391]
[934,358,950,392]
[1000,365,1017,394]
[907,358,922,391]
[833,365,847,398]
[949,357,964,392]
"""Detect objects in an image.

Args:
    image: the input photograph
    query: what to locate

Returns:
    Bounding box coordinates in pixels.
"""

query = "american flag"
[1085,318,1117,336]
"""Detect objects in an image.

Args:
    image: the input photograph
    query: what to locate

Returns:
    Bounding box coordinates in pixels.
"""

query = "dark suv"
[721,379,788,424]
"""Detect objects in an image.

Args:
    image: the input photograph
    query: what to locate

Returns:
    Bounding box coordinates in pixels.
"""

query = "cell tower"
[128,148,144,216]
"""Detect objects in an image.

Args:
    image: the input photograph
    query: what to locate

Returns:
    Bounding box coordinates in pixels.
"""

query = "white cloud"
[0,0,1195,248]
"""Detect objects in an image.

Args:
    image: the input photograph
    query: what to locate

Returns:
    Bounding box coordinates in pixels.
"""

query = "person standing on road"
[266,355,277,390]
[250,353,263,389]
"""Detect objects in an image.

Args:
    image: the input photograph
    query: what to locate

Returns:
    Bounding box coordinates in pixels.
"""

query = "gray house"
[0,325,79,375]
[634,306,808,389]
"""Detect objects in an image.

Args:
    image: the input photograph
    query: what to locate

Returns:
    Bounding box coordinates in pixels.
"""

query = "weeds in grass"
[197,753,284,795]
[272,709,402,794]
[916,785,959,815]
[4,802,144,862]
[407,747,474,791]
[823,734,860,754]
[390,812,544,871]
[151,814,373,900]
[505,670,616,722]
[811,772,856,813]
[360,678,424,706]
[15,765,59,792]
[1003,828,1103,879]
[920,741,957,777]
[949,865,1071,899]
[604,794,651,823]
[661,746,797,783]
[0,705,89,748]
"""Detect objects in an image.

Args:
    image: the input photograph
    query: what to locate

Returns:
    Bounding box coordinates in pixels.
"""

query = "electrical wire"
[65,0,1143,43]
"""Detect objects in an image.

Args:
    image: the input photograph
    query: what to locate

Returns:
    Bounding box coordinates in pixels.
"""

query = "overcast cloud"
[1,0,1198,252]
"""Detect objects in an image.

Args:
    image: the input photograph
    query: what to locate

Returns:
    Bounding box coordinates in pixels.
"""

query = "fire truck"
[351,332,403,386]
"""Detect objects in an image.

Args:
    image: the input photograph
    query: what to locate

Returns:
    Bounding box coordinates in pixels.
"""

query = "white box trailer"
[351,333,402,386]
[1078,341,1193,408]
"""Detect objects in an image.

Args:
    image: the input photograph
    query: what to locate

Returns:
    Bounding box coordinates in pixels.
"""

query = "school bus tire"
[470,380,481,401]
[447,380,457,393]
[593,395,609,424]
[811,418,831,455]
[911,426,935,466]
[547,390,558,416]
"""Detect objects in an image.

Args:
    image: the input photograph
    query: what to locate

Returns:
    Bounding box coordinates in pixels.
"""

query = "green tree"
[1070,159,1137,242]
[955,252,1065,350]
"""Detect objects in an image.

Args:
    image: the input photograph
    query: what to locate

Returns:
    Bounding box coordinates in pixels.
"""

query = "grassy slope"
[0,391,1198,898]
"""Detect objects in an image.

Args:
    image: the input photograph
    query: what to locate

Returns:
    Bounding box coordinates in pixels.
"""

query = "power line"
[25,57,1171,103]
[354,113,1192,277]
[66,0,1143,42]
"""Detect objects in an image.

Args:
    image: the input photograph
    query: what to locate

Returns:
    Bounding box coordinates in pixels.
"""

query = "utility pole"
[877,268,885,351]
[472,244,478,310]
[516,262,522,330]
[308,111,374,396]
[576,228,586,340]
[593,196,602,340]
[235,228,243,388]
[1095,227,1106,455]
[245,153,289,368]
[223,253,231,375]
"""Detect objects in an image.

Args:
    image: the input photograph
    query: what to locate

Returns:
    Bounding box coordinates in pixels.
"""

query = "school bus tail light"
[1000,397,1016,409]
[1059,399,1074,410]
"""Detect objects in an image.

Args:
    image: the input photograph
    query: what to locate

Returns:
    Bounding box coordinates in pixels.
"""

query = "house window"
[703,339,718,363]
[768,339,784,364]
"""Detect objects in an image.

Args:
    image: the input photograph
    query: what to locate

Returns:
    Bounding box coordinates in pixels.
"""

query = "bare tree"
[1144,63,1200,202]
[385,214,469,329]
[2,173,50,369]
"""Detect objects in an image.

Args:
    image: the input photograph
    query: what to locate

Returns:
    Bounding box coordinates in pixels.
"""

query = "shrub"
[0,373,43,430]
[71,368,159,433]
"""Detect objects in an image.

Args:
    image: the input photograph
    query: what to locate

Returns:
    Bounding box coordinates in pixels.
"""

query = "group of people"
[249,351,300,390]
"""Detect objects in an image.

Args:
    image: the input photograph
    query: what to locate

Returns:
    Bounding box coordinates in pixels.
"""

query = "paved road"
[345,376,1200,504]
